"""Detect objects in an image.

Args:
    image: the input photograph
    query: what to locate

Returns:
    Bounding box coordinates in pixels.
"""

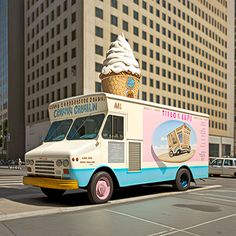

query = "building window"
[133,10,139,20]
[142,91,147,101]
[95,82,101,92]
[142,76,147,85]
[222,144,231,156]
[111,15,118,26]
[95,62,103,72]
[95,45,103,56]
[133,42,139,52]
[64,86,68,98]
[123,5,128,14]
[110,33,117,42]
[123,21,128,31]
[95,7,103,19]
[71,48,76,58]
[133,26,139,36]
[71,30,76,41]
[95,26,103,38]
[209,144,219,157]
[150,93,153,102]
[142,15,147,25]
[71,83,76,96]
[111,0,118,9]
[71,12,76,23]
[142,61,147,70]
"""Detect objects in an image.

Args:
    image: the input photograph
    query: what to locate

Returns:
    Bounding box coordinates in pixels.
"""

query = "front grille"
[35,160,55,175]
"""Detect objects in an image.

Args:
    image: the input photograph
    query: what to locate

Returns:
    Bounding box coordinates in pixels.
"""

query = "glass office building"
[0,0,24,160]
[0,0,8,156]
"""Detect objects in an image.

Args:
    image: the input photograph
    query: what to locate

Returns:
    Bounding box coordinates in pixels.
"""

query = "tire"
[169,151,174,157]
[173,168,191,191]
[212,174,220,177]
[87,172,113,204]
[41,187,65,198]
[187,146,191,153]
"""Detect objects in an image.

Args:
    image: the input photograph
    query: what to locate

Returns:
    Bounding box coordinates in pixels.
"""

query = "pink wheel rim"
[96,177,111,200]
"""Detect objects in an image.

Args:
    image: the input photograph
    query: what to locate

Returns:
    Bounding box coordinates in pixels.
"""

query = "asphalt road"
[0,169,235,236]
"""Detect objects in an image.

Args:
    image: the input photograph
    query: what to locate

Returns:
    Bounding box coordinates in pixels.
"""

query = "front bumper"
[23,176,79,190]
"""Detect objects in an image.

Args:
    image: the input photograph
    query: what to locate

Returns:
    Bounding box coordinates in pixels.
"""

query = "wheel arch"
[88,166,120,188]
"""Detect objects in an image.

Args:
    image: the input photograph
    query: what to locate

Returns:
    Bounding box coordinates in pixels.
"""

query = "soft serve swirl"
[101,34,141,76]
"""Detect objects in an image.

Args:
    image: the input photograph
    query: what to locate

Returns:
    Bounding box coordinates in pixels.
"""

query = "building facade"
[25,0,234,158]
[0,0,25,160]
[0,0,8,157]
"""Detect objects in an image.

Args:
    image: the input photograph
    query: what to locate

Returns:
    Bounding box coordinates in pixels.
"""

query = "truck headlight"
[25,159,30,165]
[63,160,69,167]
[56,160,62,167]
[30,160,34,165]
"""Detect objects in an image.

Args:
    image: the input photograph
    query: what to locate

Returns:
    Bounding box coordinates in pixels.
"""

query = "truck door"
[102,114,126,165]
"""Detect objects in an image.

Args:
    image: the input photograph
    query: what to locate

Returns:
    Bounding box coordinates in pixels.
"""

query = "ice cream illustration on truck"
[167,124,191,157]
[100,33,141,98]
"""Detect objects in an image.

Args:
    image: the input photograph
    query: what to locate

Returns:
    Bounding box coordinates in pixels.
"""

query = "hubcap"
[96,177,110,200]
[180,174,188,188]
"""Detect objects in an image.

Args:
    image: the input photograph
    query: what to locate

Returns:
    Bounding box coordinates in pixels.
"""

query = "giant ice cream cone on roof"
[99,33,141,98]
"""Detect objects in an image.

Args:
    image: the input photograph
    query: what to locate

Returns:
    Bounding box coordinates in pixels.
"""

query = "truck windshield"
[67,114,105,140]
[44,119,73,142]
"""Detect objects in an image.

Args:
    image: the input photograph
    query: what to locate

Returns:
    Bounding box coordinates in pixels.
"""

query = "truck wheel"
[173,168,191,191]
[169,151,174,157]
[187,146,191,153]
[87,172,113,204]
[41,187,65,198]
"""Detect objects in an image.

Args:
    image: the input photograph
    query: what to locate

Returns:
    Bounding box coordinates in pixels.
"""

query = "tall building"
[234,1,236,156]
[25,0,234,158]
[0,0,25,160]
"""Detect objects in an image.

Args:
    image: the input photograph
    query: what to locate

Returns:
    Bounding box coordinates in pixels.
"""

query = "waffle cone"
[100,72,140,98]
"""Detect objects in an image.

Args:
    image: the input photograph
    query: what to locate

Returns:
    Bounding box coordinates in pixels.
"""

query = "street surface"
[0,168,235,236]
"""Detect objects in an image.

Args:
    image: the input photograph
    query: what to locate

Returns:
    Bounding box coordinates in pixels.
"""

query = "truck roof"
[49,92,209,120]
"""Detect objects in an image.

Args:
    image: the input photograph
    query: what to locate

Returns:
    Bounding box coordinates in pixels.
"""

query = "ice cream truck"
[23,93,209,203]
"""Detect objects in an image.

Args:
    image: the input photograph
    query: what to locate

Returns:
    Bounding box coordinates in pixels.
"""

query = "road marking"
[209,189,236,193]
[0,185,222,222]
[148,231,168,236]
[190,193,236,203]
[106,209,201,236]
[0,183,24,186]
[159,213,236,236]
[189,192,236,200]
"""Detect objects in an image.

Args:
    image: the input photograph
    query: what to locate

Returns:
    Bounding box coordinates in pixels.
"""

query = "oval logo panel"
[151,120,197,163]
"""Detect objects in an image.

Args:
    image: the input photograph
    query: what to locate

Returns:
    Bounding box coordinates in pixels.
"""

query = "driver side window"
[102,115,124,140]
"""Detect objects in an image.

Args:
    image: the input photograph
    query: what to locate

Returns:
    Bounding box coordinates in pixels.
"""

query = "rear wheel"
[173,168,191,191]
[187,146,191,153]
[169,151,174,157]
[87,172,113,204]
[41,187,65,198]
